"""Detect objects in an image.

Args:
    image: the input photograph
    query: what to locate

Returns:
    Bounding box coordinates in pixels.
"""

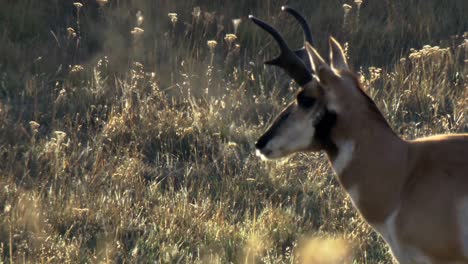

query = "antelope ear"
[305,42,336,86]
[305,42,326,74]
[329,36,349,71]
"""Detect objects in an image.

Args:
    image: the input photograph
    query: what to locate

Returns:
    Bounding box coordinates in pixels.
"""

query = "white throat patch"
[332,140,355,175]
[373,209,402,262]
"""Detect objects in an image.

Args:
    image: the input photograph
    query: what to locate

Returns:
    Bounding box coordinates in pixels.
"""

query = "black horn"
[249,15,312,86]
[282,6,314,45]
[281,5,314,71]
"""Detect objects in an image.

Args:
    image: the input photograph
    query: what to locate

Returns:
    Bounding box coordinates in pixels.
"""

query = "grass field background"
[0,0,467,263]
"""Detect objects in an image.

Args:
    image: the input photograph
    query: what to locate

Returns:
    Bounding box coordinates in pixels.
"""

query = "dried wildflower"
[343,4,352,27]
[232,18,242,34]
[72,208,89,216]
[70,64,84,73]
[207,40,218,52]
[73,2,83,9]
[132,246,139,257]
[4,204,11,213]
[54,130,67,137]
[343,42,350,60]
[354,0,363,16]
[29,121,40,131]
[97,56,109,70]
[234,43,241,53]
[131,27,144,38]
[133,61,144,70]
[354,0,363,8]
[96,0,108,7]
[460,39,468,49]
[168,13,178,25]
[183,127,194,134]
[67,27,77,39]
[146,72,156,79]
[204,12,215,25]
[54,131,67,144]
[55,89,67,104]
[409,45,450,61]
[409,52,421,60]
[224,33,237,48]
[343,4,352,14]
[136,10,144,26]
[368,67,382,83]
[192,6,201,20]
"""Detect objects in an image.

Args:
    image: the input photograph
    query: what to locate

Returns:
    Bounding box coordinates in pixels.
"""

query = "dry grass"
[0,0,467,263]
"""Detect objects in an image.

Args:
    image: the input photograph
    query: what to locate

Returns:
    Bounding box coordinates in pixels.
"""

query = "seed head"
[234,44,241,53]
[232,18,242,34]
[54,131,67,144]
[207,40,218,52]
[343,4,352,14]
[73,2,83,9]
[70,64,84,73]
[204,12,215,25]
[67,27,77,39]
[29,121,40,131]
[4,204,11,213]
[224,34,237,46]
[136,11,144,26]
[54,131,67,138]
[192,7,201,20]
[96,0,108,7]
[168,13,178,25]
[131,27,144,37]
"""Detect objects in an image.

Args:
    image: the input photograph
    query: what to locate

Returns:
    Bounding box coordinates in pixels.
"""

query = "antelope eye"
[296,92,316,108]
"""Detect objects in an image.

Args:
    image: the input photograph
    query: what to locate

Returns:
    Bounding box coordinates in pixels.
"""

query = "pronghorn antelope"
[250,7,468,264]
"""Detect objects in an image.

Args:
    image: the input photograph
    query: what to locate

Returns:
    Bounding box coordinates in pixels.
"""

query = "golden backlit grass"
[0,1,467,263]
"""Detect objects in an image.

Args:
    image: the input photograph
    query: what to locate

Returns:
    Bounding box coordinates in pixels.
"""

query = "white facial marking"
[346,185,360,208]
[332,141,355,175]
[255,149,269,161]
[260,105,327,159]
[264,118,315,158]
[458,196,468,258]
[326,91,340,113]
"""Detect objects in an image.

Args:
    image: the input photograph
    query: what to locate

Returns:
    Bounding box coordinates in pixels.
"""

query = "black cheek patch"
[313,110,338,159]
[297,91,316,108]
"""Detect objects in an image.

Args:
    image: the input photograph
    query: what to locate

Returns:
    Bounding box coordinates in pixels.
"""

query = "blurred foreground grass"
[0,0,467,263]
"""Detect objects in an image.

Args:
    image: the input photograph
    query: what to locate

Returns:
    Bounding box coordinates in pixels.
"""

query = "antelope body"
[250,7,468,263]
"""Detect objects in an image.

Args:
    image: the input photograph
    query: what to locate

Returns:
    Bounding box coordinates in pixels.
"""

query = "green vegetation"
[0,0,467,263]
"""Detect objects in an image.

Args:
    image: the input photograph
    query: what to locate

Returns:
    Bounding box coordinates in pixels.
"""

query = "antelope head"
[251,12,359,160]
[252,9,468,264]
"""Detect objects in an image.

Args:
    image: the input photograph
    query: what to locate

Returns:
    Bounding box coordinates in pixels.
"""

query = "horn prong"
[249,15,312,86]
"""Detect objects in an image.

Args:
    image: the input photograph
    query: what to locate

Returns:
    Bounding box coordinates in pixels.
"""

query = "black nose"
[255,133,271,150]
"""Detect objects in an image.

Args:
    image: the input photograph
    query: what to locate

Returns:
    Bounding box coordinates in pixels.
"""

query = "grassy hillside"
[0,0,467,263]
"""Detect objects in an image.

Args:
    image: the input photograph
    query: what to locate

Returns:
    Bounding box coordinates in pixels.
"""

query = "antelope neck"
[329,124,409,223]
